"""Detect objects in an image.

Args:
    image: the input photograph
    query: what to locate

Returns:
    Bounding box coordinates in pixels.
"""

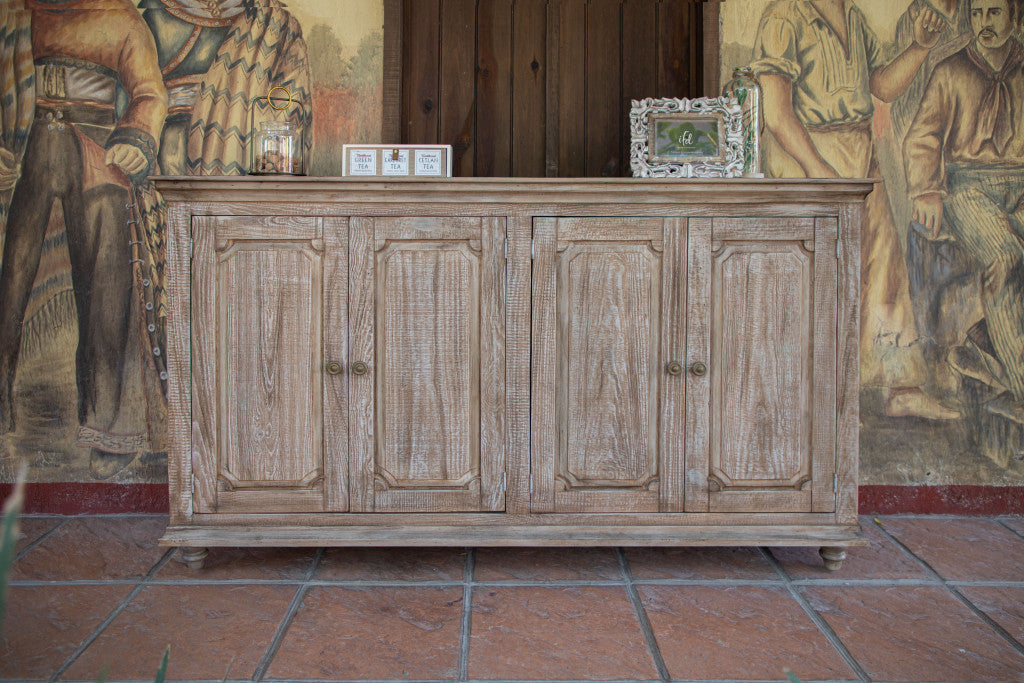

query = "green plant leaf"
[154,645,170,683]
[0,466,27,638]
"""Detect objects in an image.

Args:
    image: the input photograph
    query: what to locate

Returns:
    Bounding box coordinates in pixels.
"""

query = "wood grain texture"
[161,523,868,548]
[702,0,722,96]
[441,0,477,176]
[585,0,622,177]
[348,217,377,512]
[323,218,350,511]
[683,217,712,512]
[556,0,586,177]
[710,239,813,503]
[402,0,440,143]
[191,217,218,514]
[512,0,546,176]
[531,218,558,512]
[811,217,838,513]
[660,218,686,512]
[836,203,862,524]
[161,177,868,548]
[505,216,532,514]
[477,0,513,176]
[166,204,192,523]
[622,0,658,176]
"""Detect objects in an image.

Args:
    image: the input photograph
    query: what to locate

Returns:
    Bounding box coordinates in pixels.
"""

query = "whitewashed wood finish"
[709,239,814,511]
[534,217,684,514]
[836,203,863,524]
[323,218,350,511]
[194,216,333,514]
[157,177,870,553]
[811,217,839,513]
[160,523,869,548]
[166,203,192,524]
[683,218,713,513]
[351,218,506,513]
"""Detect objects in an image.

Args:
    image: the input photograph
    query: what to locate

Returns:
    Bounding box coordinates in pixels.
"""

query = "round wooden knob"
[351,361,368,376]
[326,361,343,375]
[691,362,708,377]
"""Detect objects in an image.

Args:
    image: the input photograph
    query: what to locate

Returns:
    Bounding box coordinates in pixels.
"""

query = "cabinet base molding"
[161,524,867,548]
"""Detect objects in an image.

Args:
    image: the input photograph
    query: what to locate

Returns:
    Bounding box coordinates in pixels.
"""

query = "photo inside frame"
[649,114,724,162]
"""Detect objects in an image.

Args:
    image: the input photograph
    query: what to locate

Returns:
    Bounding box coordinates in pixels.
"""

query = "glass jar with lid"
[248,86,306,175]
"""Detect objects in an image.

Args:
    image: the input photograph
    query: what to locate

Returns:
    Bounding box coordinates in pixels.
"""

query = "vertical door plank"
[660,218,686,511]
[166,205,192,523]
[512,0,547,176]
[811,218,838,513]
[506,216,532,514]
[683,217,711,512]
[191,216,218,514]
[836,204,862,524]
[657,0,693,97]
[556,0,586,177]
[441,0,478,176]
[531,218,557,511]
[622,0,658,176]
[481,218,507,510]
[323,217,349,511]
[478,0,514,176]
[403,0,441,143]
[349,217,377,512]
[585,0,622,176]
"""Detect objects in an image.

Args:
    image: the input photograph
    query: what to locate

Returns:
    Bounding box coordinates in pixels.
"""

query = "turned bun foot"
[181,547,209,570]
[819,546,847,571]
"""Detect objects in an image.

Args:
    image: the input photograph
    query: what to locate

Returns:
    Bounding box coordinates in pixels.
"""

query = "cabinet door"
[349,217,506,512]
[532,218,686,513]
[685,217,838,513]
[191,216,349,514]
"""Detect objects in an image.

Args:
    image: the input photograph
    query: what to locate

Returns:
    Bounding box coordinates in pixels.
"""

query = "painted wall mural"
[0,0,383,484]
[723,0,1024,485]
[1,0,1021,490]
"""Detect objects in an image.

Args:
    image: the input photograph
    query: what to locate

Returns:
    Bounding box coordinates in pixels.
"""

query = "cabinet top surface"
[152,176,876,206]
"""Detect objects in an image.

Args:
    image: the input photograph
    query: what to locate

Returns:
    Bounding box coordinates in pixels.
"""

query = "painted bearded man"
[903,0,1024,425]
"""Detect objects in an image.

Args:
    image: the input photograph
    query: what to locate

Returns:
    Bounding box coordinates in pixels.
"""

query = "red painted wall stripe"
[0,483,168,515]
[0,483,1021,516]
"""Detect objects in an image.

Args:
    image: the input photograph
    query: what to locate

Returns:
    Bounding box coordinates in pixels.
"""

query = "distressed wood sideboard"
[155,177,870,570]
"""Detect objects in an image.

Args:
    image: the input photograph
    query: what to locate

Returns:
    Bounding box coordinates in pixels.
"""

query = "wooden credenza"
[156,177,870,570]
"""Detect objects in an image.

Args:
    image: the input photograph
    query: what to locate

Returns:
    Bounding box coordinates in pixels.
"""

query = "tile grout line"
[47,546,179,683]
[14,516,69,561]
[615,548,671,682]
[872,519,1024,656]
[995,518,1024,542]
[458,548,476,682]
[251,547,325,682]
[758,547,871,683]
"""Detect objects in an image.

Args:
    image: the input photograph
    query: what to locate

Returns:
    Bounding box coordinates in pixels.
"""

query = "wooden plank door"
[531,217,686,513]
[685,217,838,513]
[349,217,507,513]
[393,0,708,177]
[191,216,348,514]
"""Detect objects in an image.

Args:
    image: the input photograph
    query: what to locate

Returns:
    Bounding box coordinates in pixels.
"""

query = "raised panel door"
[685,217,838,513]
[532,217,686,513]
[191,216,348,514]
[349,217,506,512]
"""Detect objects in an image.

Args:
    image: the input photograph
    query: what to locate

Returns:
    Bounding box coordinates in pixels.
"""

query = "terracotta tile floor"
[2,515,1023,683]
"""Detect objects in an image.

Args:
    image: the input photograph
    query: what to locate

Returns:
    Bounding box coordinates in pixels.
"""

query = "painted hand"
[913,193,944,238]
[912,6,946,49]
[105,143,148,176]
[0,148,18,191]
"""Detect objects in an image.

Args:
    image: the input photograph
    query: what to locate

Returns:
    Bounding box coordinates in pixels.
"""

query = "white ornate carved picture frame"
[630,97,744,178]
